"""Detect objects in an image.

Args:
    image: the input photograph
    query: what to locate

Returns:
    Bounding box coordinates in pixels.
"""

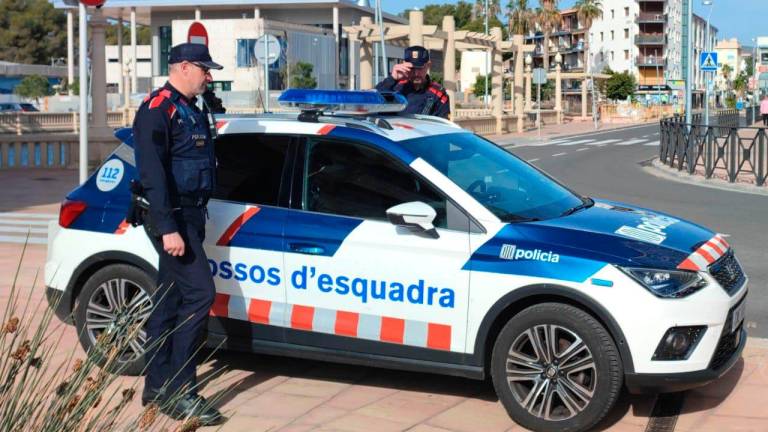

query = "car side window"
[303,138,467,230]
[213,133,290,206]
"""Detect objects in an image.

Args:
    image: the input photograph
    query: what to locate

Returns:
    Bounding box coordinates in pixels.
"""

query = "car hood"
[515,199,718,269]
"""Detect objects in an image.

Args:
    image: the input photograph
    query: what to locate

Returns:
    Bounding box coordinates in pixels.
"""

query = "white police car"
[45,90,747,432]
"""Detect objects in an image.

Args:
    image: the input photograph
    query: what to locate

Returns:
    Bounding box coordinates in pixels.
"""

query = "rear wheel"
[74,264,155,376]
[490,303,622,432]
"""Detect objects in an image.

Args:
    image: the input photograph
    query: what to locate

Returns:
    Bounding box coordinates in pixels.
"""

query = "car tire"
[74,264,155,376]
[490,302,622,432]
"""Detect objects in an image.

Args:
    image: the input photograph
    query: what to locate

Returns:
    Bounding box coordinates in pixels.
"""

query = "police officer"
[133,43,224,426]
[375,46,450,119]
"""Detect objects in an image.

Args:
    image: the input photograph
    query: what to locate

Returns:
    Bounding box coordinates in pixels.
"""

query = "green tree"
[14,74,54,103]
[0,0,69,64]
[721,63,733,91]
[290,62,317,89]
[105,23,152,45]
[507,0,532,35]
[536,0,561,71]
[471,74,513,99]
[574,0,602,75]
[733,71,748,97]
[605,71,636,100]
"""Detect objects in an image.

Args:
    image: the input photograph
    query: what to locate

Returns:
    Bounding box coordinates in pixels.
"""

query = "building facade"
[714,38,741,94]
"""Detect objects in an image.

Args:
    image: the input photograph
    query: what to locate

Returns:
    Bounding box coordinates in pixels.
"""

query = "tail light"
[59,200,87,228]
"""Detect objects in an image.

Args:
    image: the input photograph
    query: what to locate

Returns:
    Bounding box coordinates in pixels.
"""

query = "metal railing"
[0,134,79,170]
[636,12,666,23]
[635,34,665,45]
[659,112,767,186]
[636,55,665,66]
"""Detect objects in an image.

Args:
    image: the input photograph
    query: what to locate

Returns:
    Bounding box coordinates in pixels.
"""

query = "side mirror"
[386,201,439,239]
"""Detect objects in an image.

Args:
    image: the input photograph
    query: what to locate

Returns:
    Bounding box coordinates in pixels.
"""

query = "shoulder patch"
[148,95,167,110]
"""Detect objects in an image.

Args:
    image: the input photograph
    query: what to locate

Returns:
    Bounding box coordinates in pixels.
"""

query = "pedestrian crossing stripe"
[585,139,621,145]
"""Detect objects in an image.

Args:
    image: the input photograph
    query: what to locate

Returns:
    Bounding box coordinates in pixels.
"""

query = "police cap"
[404,46,430,68]
[169,43,223,70]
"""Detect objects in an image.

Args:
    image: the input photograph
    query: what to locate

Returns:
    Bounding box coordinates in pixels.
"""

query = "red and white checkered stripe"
[677,234,730,271]
[209,293,452,351]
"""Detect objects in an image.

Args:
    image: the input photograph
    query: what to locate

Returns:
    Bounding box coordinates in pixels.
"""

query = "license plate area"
[731,299,746,333]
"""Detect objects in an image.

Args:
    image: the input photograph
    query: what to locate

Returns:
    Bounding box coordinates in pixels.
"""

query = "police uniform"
[132,43,224,424]
[375,46,450,119]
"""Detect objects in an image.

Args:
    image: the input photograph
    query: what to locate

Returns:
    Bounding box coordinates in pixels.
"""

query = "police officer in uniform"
[375,46,450,119]
[132,43,224,426]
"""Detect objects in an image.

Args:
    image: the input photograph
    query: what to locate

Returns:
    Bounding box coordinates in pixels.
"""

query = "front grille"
[708,250,745,296]
[708,297,745,370]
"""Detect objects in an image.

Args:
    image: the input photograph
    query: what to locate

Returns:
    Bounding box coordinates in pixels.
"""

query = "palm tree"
[473,0,502,22]
[508,0,532,35]
[537,0,561,70]
[575,0,603,74]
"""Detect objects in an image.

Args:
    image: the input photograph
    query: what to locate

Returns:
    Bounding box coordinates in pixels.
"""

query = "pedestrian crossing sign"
[700,52,718,71]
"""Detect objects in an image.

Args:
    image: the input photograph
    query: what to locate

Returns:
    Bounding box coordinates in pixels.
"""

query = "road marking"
[552,152,567,157]
[585,139,621,145]
[576,148,589,152]
[0,212,57,219]
[615,138,647,146]
[527,158,540,162]
[558,139,595,146]
[644,140,660,146]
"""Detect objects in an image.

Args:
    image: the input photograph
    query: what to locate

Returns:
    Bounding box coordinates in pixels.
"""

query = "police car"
[45,90,747,432]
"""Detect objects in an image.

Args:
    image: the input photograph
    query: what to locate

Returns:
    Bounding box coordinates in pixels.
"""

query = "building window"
[237,39,257,67]
[600,32,604,42]
[625,50,629,60]
[625,29,629,39]
[625,7,629,16]
[611,51,615,61]
[611,9,615,18]
[159,26,172,76]
[611,30,614,40]
[600,52,604,62]
[208,81,232,92]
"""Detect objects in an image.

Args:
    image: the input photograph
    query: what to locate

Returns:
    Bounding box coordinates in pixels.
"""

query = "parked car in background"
[0,102,40,112]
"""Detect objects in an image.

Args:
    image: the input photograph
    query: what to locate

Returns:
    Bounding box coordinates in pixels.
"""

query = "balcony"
[638,76,665,86]
[636,12,666,23]
[637,55,665,66]
[635,34,665,45]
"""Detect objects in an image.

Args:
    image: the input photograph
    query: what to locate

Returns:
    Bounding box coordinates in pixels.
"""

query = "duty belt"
[177,195,208,208]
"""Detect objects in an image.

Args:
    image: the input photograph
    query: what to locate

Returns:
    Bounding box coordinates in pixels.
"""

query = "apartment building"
[524,8,587,73]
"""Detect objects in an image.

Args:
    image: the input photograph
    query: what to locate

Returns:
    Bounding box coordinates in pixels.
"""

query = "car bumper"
[46,286,73,324]
[625,326,746,394]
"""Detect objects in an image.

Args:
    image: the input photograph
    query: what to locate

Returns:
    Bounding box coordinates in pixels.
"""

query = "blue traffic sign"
[736,101,744,110]
[700,51,718,72]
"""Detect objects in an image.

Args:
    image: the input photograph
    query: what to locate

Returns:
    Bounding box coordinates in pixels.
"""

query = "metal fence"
[659,112,767,187]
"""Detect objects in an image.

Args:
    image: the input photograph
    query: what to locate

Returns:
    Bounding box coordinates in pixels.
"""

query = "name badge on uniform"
[192,133,206,147]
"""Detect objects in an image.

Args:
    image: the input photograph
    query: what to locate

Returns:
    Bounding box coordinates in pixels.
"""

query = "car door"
[204,133,295,343]
[282,136,472,358]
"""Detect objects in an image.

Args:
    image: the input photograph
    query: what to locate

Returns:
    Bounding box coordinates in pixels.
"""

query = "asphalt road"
[495,123,768,338]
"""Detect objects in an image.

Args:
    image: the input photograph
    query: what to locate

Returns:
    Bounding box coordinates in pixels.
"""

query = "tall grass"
[0,238,231,431]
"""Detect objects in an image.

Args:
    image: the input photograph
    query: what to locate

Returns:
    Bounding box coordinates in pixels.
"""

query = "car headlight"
[620,267,707,298]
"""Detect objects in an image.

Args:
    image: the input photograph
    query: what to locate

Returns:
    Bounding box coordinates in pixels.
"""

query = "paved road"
[497,123,768,338]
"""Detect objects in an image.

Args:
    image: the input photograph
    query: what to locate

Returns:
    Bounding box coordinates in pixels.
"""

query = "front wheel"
[74,264,155,376]
[490,303,623,432]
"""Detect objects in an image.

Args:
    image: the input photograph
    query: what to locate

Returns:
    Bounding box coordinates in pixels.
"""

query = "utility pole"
[684,0,693,126]
[484,0,489,108]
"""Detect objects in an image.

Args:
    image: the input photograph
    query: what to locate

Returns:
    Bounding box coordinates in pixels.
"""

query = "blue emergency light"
[278,89,407,115]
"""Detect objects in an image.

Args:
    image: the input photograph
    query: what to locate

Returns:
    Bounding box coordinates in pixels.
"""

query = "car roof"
[215,112,466,142]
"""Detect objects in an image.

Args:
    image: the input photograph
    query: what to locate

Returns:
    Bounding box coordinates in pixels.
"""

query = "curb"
[643,158,768,196]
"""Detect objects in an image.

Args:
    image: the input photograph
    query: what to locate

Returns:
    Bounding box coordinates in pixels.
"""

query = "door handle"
[289,242,326,255]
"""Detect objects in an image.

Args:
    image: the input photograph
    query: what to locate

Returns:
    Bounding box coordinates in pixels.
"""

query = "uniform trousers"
[144,206,215,397]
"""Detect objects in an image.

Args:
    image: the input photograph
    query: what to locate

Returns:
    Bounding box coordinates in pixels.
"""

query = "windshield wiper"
[560,196,594,217]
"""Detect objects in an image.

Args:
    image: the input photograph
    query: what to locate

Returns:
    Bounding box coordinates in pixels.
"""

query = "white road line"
[552,152,567,157]
[557,139,596,146]
[0,212,57,219]
[615,138,647,146]
[644,140,660,146]
[0,235,47,245]
[527,158,540,162]
[0,226,48,234]
[0,219,52,226]
[576,148,589,152]
[585,139,621,145]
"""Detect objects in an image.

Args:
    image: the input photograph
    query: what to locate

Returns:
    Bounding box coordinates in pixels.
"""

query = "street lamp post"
[685,0,693,126]
[484,0,489,108]
[703,0,713,127]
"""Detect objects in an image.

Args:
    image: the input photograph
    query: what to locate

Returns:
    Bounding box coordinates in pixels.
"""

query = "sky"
[383,0,768,46]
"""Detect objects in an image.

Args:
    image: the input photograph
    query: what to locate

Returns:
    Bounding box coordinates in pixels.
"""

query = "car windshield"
[399,132,585,222]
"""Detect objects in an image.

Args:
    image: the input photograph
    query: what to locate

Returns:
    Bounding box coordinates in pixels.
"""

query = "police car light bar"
[278,89,406,115]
